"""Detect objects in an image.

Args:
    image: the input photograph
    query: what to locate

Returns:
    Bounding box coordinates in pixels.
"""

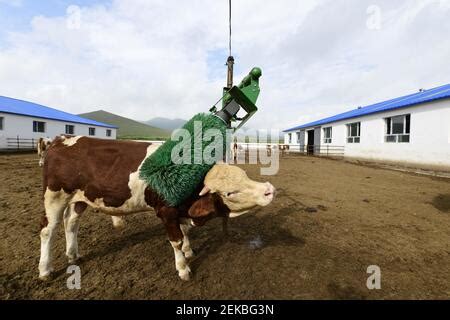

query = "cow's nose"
[264,182,275,198]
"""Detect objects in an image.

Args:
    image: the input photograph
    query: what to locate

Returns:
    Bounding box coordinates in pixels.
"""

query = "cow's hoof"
[184,249,195,259]
[66,253,81,264]
[178,267,192,281]
[68,257,80,264]
[39,272,53,281]
[112,217,126,229]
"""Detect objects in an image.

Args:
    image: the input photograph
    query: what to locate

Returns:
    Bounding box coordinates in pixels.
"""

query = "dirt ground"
[0,153,449,300]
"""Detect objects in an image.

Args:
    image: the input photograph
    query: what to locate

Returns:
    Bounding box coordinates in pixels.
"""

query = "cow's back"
[44,136,152,208]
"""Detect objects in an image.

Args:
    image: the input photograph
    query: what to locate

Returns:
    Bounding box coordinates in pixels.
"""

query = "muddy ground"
[0,153,449,300]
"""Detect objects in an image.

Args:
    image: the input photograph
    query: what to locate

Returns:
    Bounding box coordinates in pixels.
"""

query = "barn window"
[106,129,112,137]
[89,127,96,136]
[33,121,46,133]
[346,122,361,143]
[0,117,3,130]
[65,125,75,135]
[323,127,332,144]
[288,133,292,144]
[296,132,300,144]
[385,114,410,143]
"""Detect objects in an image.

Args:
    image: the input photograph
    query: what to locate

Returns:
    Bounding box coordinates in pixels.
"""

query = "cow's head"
[188,164,275,224]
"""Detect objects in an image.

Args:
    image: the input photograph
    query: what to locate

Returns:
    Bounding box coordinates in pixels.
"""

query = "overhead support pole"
[226,55,234,89]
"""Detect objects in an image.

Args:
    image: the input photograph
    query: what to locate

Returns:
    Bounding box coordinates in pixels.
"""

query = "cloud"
[0,0,449,131]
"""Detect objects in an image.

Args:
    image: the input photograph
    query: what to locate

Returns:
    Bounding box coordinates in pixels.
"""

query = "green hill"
[79,110,170,140]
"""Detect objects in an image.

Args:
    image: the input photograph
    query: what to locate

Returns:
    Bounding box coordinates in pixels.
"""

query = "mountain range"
[143,117,187,131]
[78,110,277,141]
[78,110,170,140]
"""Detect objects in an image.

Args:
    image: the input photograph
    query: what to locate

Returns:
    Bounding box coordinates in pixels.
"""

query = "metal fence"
[5,136,38,151]
[281,144,345,157]
[231,143,345,159]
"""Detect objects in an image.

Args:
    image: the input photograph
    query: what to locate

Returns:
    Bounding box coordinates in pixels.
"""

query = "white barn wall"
[0,113,116,149]
[284,131,301,145]
[285,99,450,169]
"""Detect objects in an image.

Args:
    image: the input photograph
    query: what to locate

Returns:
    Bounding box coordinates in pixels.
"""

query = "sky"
[0,0,449,131]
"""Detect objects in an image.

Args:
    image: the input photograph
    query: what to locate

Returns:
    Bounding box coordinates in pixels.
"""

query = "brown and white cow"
[39,136,275,281]
[38,136,126,228]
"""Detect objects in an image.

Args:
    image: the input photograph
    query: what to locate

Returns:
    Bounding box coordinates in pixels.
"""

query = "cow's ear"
[188,194,217,218]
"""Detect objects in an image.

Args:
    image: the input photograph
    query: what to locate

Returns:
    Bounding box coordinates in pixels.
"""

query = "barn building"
[0,96,117,150]
[284,83,450,170]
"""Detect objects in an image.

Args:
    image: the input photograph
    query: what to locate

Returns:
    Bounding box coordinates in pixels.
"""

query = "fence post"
[246,143,249,162]
[327,145,329,157]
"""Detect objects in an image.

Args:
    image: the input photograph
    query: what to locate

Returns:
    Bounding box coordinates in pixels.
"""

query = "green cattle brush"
[139,67,262,206]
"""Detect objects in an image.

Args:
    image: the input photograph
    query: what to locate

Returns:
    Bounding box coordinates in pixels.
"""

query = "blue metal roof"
[0,96,118,129]
[284,83,450,132]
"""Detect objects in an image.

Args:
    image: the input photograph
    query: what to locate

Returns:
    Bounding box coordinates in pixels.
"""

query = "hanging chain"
[228,0,232,57]
[226,0,234,88]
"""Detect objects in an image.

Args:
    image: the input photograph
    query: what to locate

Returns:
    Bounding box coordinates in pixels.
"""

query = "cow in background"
[37,137,52,166]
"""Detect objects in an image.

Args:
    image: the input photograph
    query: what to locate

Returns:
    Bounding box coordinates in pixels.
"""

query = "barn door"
[307,130,314,155]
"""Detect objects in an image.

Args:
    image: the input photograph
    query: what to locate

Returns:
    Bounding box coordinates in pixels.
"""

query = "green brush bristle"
[139,113,228,206]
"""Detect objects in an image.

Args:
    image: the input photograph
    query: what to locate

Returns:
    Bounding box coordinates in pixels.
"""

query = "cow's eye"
[225,191,239,197]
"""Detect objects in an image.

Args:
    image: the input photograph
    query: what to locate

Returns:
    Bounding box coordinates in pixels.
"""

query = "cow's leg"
[39,190,70,280]
[160,207,191,281]
[170,238,191,281]
[63,202,86,264]
[111,216,125,229]
[180,223,194,259]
